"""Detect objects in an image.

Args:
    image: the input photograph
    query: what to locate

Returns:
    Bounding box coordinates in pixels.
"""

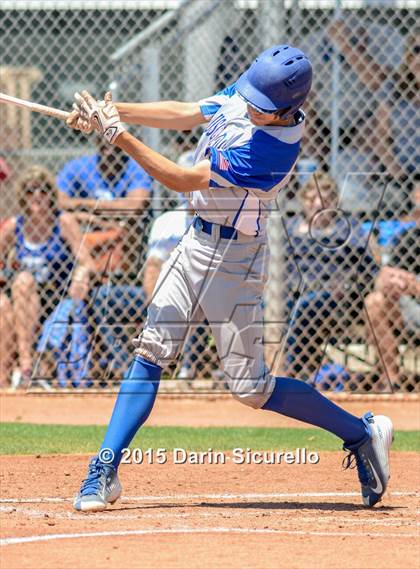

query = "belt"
[193,215,238,240]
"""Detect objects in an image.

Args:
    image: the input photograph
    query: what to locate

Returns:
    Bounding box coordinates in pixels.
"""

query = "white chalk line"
[0,490,418,504]
[2,527,419,547]
[1,504,418,528]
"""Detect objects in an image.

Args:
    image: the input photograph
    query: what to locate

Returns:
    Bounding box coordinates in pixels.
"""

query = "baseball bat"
[0,92,70,121]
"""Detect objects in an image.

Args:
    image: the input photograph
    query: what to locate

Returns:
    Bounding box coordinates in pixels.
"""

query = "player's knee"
[228,373,276,409]
[230,390,270,409]
[132,322,183,368]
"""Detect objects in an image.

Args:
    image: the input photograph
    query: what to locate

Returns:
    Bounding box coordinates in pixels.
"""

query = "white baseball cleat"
[343,412,394,507]
[73,456,122,512]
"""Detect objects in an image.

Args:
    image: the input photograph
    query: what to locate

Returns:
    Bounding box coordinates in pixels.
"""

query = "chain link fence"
[0,1,418,392]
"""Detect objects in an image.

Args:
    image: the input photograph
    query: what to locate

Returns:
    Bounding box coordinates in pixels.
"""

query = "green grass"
[0,423,418,455]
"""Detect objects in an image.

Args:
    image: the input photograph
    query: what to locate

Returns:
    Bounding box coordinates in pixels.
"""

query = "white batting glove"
[66,104,94,134]
[66,94,108,134]
[74,90,126,144]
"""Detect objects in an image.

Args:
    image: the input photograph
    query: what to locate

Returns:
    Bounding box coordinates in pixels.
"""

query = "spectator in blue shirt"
[57,136,152,214]
[57,136,153,384]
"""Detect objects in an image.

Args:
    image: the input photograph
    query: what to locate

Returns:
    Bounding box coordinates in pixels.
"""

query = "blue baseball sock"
[263,377,368,445]
[100,356,161,468]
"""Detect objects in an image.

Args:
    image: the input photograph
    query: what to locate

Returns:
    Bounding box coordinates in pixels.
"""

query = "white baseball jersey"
[192,83,305,236]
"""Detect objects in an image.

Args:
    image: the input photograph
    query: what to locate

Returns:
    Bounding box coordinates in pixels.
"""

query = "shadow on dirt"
[108,500,402,513]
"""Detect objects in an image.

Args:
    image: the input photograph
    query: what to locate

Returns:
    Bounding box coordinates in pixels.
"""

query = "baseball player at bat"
[69,45,393,512]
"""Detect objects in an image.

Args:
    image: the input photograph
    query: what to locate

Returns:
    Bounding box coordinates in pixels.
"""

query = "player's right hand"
[74,90,126,144]
[66,91,108,134]
[66,104,94,134]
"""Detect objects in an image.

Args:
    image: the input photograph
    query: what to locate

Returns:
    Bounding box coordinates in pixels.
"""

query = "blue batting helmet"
[236,45,312,118]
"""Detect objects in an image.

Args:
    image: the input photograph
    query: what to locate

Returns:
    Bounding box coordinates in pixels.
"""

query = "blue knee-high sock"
[100,356,161,468]
[263,377,367,445]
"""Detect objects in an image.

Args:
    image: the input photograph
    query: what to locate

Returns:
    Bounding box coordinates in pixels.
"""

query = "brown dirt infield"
[1,453,419,569]
[1,392,420,429]
[1,392,419,568]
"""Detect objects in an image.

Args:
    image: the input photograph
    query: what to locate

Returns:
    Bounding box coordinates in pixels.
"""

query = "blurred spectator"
[0,221,15,387]
[283,173,378,381]
[57,134,153,280]
[56,136,154,382]
[334,126,384,214]
[405,183,420,224]
[82,233,150,380]
[88,278,148,383]
[143,198,192,302]
[303,15,403,131]
[374,34,419,206]
[0,156,14,386]
[143,151,209,383]
[0,166,95,388]
[327,18,403,93]
[56,135,152,214]
[328,29,418,211]
[362,185,419,266]
[365,190,419,389]
[298,102,330,176]
[299,14,404,176]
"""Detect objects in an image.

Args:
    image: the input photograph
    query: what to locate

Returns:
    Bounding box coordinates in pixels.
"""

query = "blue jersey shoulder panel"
[208,129,300,192]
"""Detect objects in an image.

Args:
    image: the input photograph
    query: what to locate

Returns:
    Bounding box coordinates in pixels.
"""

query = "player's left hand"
[74,90,126,144]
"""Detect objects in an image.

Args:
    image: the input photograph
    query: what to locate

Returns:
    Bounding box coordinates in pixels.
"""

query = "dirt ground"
[1,393,419,569]
[1,453,419,569]
[1,392,419,430]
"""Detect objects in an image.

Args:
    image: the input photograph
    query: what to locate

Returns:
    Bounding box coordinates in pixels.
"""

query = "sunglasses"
[25,185,50,195]
[245,99,289,118]
[302,188,336,201]
[246,101,277,115]
[237,92,275,115]
[247,103,275,115]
